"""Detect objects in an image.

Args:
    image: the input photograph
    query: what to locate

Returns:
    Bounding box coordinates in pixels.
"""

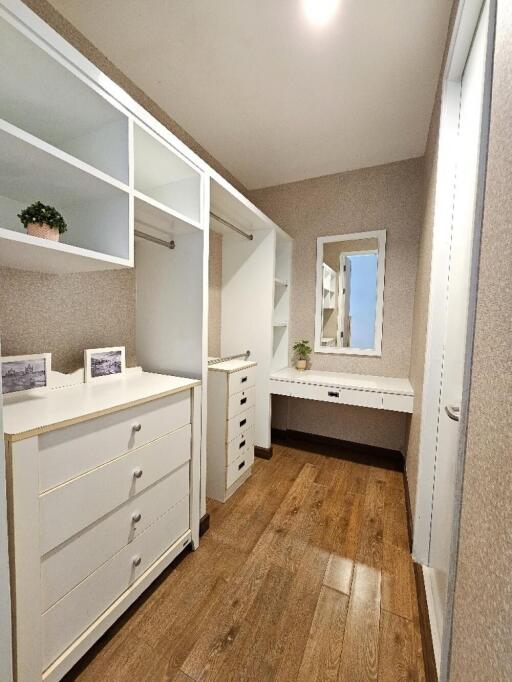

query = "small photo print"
[1,354,50,395]
[85,347,126,383]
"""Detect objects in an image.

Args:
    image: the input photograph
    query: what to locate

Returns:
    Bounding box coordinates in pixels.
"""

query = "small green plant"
[18,201,67,234]
[293,339,312,361]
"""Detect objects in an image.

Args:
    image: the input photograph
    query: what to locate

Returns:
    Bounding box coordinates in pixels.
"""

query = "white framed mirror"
[314,230,386,356]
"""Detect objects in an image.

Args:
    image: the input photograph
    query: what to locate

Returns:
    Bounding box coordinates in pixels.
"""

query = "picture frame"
[84,346,126,383]
[1,353,52,396]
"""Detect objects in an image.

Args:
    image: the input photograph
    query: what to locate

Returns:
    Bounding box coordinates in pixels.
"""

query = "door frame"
[411,0,496,677]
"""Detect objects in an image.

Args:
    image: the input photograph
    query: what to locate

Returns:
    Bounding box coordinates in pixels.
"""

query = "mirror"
[315,230,386,355]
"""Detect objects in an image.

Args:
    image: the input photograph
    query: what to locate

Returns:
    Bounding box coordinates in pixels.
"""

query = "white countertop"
[208,359,257,374]
[270,367,413,396]
[3,371,200,441]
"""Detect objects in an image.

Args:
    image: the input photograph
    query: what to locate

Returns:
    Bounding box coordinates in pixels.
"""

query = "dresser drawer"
[226,429,254,467]
[39,392,191,492]
[226,448,254,489]
[340,388,383,409]
[41,461,189,612]
[382,393,414,413]
[227,386,256,419]
[40,424,191,555]
[270,379,291,396]
[228,366,256,396]
[226,407,254,443]
[42,496,190,670]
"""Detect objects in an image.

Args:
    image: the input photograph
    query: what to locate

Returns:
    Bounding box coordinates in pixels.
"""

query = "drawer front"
[289,382,333,402]
[226,407,254,443]
[226,429,254,467]
[42,496,190,670]
[228,386,256,419]
[40,424,191,555]
[228,366,256,396]
[39,392,191,492]
[270,379,291,397]
[226,448,254,489]
[41,462,189,612]
[287,381,383,409]
[382,393,414,413]
[340,388,383,409]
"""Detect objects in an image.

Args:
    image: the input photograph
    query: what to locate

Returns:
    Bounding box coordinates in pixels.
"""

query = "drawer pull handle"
[132,555,142,567]
[132,467,143,479]
[131,512,142,523]
[241,376,248,383]
[238,460,246,471]
[240,397,247,405]
[132,423,142,432]
[328,391,340,398]
[240,418,247,427]
[239,439,246,449]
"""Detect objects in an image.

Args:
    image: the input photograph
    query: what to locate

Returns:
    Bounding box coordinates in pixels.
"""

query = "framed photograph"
[84,347,126,383]
[1,353,52,395]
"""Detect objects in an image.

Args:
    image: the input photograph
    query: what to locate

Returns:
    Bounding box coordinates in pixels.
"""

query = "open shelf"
[134,123,201,225]
[134,192,201,238]
[274,278,288,287]
[0,123,130,265]
[0,14,129,183]
[273,321,288,328]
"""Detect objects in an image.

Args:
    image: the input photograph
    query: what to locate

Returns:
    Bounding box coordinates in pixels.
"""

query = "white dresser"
[3,371,201,682]
[207,360,257,502]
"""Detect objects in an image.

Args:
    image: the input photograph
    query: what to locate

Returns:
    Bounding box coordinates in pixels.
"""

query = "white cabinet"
[207,360,256,502]
[3,373,201,682]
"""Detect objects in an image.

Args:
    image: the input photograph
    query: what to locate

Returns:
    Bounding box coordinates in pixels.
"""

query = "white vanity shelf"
[270,368,414,413]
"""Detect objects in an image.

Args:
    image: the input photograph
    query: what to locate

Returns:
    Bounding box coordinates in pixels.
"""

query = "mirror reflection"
[315,231,385,355]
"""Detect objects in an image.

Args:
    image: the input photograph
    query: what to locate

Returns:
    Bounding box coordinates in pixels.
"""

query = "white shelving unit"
[322,263,337,310]
[272,232,292,373]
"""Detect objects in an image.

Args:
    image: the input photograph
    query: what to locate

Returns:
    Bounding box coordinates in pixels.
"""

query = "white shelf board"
[274,278,288,287]
[134,193,202,237]
[0,228,131,273]
[273,322,288,328]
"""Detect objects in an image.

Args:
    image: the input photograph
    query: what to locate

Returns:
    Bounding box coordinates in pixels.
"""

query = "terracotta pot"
[27,222,60,242]
[296,359,307,371]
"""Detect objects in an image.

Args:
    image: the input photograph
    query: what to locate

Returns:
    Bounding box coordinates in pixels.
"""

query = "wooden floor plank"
[63,442,425,682]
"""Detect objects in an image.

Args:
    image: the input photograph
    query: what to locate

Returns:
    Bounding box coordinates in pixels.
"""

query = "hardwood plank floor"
[64,440,426,681]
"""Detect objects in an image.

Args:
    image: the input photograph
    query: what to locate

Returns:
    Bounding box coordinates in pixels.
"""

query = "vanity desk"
[3,371,201,682]
[270,368,414,413]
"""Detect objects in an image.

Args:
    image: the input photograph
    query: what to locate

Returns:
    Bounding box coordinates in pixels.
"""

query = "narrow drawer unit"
[39,391,191,492]
[42,495,190,670]
[226,429,254,467]
[226,407,255,443]
[228,385,256,418]
[41,462,190,612]
[40,424,191,555]
[226,448,255,489]
[228,365,257,396]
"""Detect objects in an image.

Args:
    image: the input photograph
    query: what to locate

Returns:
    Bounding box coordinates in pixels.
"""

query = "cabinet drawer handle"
[240,418,247,427]
[132,555,142,567]
[132,467,143,479]
[238,460,246,471]
[131,512,142,523]
[241,376,248,383]
[240,397,247,405]
[239,439,246,449]
[328,391,340,398]
[132,423,142,432]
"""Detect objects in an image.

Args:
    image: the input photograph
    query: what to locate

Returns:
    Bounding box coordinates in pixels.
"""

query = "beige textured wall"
[449,2,512,678]
[251,158,424,451]
[0,267,136,373]
[23,0,247,195]
[208,232,223,357]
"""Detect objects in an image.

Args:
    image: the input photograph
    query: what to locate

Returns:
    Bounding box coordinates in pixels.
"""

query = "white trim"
[423,564,442,676]
[314,230,386,356]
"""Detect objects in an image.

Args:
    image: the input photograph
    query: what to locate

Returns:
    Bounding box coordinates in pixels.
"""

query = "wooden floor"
[65,440,425,681]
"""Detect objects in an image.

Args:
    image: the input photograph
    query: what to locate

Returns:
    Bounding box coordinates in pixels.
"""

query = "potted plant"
[17,201,67,242]
[293,339,312,371]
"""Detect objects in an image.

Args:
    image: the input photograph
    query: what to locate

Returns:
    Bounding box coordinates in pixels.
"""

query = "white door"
[428,0,489,650]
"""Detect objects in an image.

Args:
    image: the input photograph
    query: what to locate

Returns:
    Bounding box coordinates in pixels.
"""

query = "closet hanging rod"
[208,351,251,366]
[134,228,175,250]
[210,212,254,241]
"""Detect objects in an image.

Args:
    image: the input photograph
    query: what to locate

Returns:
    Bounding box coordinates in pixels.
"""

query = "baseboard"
[413,563,439,682]
[255,444,273,460]
[271,427,403,471]
[199,513,210,537]
[403,465,414,553]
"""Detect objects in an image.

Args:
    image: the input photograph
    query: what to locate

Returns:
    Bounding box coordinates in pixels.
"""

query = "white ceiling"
[50,0,452,189]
